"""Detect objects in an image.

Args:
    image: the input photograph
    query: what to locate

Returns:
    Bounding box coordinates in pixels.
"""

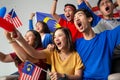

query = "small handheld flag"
[4,9,22,28]
[20,61,47,80]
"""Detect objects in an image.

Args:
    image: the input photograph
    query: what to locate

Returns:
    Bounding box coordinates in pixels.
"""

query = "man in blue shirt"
[74,8,120,80]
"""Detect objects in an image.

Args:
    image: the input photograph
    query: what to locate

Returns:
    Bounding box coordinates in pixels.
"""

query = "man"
[77,0,120,33]
[74,8,120,80]
[50,0,83,42]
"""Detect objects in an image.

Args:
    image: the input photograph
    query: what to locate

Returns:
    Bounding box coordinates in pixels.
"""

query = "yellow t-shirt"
[45,50,84,75]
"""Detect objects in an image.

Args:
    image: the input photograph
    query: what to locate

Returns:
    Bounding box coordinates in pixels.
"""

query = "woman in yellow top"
[7,27,84,80]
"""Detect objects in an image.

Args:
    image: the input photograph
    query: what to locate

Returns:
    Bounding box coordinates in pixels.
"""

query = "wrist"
[59,74,68,80]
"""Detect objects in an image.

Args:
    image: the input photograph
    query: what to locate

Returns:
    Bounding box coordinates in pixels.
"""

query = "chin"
[67,19,72,21]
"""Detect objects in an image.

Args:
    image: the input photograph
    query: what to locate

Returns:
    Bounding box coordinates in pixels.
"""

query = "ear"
[88,17,93,23]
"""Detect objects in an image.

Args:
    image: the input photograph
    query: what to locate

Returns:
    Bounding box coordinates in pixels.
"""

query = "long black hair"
[27,30,43,49]
[36,21,50,33]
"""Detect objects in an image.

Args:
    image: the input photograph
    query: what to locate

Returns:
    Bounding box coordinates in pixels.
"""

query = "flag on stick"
[20,61,42,80]
[4,9,22,28]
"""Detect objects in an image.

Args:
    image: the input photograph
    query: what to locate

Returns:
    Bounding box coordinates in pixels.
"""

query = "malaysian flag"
[36,12,66,32]
[4,9,22,28]
[20,61,42,80]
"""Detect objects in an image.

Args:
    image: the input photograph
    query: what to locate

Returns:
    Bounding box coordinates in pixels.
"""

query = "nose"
[54,37,59,42]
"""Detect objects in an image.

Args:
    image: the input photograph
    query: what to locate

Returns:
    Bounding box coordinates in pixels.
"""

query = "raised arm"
[50,0,60,22]
[10,30,47,60]
[29,13,35,30]
[4,31,30,62]
[77,0,92,9]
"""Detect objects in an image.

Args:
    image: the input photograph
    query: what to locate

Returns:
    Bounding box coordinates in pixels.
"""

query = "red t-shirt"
[59,18,83,42]
[10,48,47,80]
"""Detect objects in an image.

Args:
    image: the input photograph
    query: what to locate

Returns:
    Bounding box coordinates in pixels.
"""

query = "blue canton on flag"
[20,61,42,80]
[4,9,22,28]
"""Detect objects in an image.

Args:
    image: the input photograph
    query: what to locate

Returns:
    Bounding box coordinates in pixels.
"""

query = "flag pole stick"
[41,68,49,73]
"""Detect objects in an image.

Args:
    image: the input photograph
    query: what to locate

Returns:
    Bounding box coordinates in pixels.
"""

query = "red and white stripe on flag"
[20,65,42,80]
[19,61,43,80]
[4,9,22,28]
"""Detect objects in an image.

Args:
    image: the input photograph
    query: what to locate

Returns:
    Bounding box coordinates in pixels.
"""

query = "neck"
[40,33,45,37]
[103,14,113,20]
[83,27,96,40]
[60,48,70,55]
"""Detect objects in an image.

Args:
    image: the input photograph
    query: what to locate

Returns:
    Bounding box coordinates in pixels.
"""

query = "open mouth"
[66,15,70,19]
[105,7,109,11]
[56,42,61,47]
[78,23,82,27]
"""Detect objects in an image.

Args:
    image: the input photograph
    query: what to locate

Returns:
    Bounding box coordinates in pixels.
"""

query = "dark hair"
[15,30,42,67]
[64,3,76,11]
[52,27,75,52]
[74,8,93,26]
[27,30,42,49]
[97,0,113,7]
[36,21,50,33]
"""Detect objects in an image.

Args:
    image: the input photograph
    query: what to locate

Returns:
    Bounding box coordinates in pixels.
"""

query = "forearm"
[16,37,46,59]
[29,20,34,30]
[10,41,29,62]
[0,52,13,62]
[0,52,6,62]
[50,0,60,22]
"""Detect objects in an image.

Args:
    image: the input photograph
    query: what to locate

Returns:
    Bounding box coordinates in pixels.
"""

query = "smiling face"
[53,29,67,51]
[64,7,74,21]
[64,4,76,21]
[74,10,93,33]
[35,22,43,33]
[98,0,114,18]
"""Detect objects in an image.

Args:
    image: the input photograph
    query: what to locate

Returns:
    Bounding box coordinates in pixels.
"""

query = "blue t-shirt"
[42,33,52,48]
[75,25,120,80]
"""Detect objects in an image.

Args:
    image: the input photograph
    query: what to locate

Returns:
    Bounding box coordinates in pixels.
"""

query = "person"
[77,0,120,33]
[73,8,120,80]
[78,0,120,79]
[1,30,47,80]
[50,0,83,42]
[29,13,52,48]
[9,27,84,80]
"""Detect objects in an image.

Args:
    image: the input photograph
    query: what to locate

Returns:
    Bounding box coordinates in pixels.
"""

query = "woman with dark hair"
[8,27,84,80]
[29,13,52,49]
[0,30,47,80]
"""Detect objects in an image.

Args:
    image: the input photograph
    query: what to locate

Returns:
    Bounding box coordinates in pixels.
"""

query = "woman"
[9,27,84,80]
[29,13,52,48]
[3,30,47,80]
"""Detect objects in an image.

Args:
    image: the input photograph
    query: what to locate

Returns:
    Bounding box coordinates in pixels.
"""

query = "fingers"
[49,72,60,80]
[47,44,55,51]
